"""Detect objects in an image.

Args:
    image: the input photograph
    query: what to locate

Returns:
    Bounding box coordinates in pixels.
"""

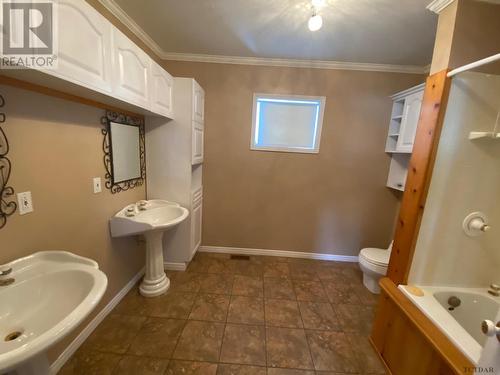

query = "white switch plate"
[93,177,102,194]
[17,191,34,215]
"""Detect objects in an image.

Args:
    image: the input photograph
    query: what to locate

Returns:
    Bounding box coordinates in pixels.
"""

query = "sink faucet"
[488,284,500,297]
[0,267,12,276]
[0,267,14,286]
[136,200,148,211]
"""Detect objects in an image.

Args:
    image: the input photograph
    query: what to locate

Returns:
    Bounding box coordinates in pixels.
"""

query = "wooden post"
[386,70,451,284]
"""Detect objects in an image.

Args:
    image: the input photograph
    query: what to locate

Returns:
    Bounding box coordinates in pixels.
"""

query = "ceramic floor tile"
[232,275,264,297]
[113,288,149,316]
[146,291,197,319]
[113,355,169,375]
[201,273,234,294]
[82,314,146,354]
[263,262,290,278]
[293,280,328,302]
[166,360,218,375]
[58,350,121,375]
[220,324,266,366]
[266,327,313,370]
[266,369,315,375]
[352,284,380,306]
[346,333,386,374]
[173,320,225,362]
[264,277,296,300]
[335,304,375,334]
[265,299,303,328]
[321,281,362,305]
[298,301,340,331]
[288,263,319,280]
[227,295,265,325]
[306,330,358,373]
[217,364,267,375]
[171,272,203,292]
[228,259,263,276]
[189,293,230,322]
[127,317,185,358]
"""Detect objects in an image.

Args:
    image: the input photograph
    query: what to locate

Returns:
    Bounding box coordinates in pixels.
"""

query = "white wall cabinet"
[150,61,174,118]
[193,81,205,123]
[146,78,205,265]
[385,83,425,191]
[45,0,113,94]
[396,90,424,153]
[111,28,151,109]
[4,0,174,119]
[192,121,204,164]
[191,187,203,258]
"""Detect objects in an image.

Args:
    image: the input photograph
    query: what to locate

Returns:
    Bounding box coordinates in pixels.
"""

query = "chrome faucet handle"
[136,200,148,211]
[0,268,12,276]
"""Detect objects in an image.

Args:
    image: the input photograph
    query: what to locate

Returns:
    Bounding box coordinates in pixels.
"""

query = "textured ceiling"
[113,0,438,66]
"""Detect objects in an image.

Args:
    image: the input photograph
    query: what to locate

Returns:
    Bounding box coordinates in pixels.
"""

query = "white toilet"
[358,241,393,294]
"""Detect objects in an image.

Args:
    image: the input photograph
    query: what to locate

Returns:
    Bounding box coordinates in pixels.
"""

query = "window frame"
[250,93,326,154]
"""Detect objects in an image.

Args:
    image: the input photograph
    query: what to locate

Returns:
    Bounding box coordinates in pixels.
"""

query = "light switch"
[17,191,34,215]
[93,177,102,194]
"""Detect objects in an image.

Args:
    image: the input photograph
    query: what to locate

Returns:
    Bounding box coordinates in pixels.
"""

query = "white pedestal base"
[140,231,170,297]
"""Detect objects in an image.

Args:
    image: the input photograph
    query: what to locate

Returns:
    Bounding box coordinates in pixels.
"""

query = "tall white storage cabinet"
[146,78,205,265]
[385,83,424,191]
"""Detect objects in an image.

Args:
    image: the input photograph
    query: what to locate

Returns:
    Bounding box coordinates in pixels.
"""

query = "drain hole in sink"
[4,330,23,342]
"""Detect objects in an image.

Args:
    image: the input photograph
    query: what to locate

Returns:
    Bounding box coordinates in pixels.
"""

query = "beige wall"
[430,0,500,74]
[162,61,423,256]
[0,85,145,361]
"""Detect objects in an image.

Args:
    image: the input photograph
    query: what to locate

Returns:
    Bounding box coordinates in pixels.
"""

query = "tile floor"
[60,253,386,374]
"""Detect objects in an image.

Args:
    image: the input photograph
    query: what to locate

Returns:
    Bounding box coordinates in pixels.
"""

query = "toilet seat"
[359,247,391,267]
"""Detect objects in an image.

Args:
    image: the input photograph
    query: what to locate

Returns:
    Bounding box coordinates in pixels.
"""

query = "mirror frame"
[101,111,145,194]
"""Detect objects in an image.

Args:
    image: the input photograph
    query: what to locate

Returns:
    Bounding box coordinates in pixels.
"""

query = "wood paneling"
[371,278,474,375]
[387,70,451,284]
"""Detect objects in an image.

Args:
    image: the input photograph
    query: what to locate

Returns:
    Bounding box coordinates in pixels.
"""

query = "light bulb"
[311,0,326,8]
[308,14,323,31]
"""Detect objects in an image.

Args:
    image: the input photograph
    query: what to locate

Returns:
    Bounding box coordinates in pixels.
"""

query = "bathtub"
[399,285,500,364]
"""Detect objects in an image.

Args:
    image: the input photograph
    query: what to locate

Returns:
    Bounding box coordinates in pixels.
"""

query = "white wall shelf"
[386,83,425,191]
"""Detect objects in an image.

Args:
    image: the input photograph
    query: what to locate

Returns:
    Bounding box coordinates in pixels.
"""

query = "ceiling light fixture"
[308,0,324,32]
[308,13,323,31]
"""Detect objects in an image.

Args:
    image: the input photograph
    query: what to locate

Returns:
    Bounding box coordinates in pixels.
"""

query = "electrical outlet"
[17,191,34,215]
[93,177,102,194]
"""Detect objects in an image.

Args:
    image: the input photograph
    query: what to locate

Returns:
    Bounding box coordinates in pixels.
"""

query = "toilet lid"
[359,247,391,266]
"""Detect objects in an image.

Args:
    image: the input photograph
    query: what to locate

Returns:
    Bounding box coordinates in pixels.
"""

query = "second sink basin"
[110,199,189,237]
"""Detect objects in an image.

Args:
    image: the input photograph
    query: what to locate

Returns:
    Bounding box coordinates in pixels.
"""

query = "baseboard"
[50,267,145,374]
[199,245,358,263]
[164,261,187,271]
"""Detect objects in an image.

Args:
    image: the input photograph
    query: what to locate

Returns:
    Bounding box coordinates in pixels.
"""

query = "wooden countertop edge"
[379,277,474,374]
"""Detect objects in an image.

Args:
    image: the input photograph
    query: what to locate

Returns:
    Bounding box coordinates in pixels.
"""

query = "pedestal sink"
[109,200,189,297]
[0,251,107,375]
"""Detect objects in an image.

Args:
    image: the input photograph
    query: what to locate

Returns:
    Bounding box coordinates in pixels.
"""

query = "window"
[251,94,325,154]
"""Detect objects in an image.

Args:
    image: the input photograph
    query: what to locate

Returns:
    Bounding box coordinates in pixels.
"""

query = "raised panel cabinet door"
[396,90,424,153]
[112,28,151,109]
[191,202,202,257]
[45,0,112,93]
[192,121,204,165]
[193,81,205,123]
[150,61,174,118]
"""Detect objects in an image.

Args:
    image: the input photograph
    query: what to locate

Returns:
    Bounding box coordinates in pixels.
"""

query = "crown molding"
[99,0,428,75]
[161,52,427,74]
[426,0,455,13]
[98,0,164,58]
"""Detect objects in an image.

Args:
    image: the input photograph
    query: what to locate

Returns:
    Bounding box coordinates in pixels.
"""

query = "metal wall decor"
[0,94,17,229]
[101,110,146,194]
